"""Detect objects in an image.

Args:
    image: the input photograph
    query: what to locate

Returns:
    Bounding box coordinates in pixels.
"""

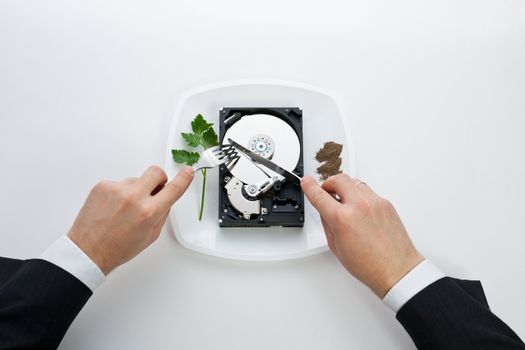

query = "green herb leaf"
[172,113,217,221]
[191,114,213,134]
[181,132,201,147]
[202,127,219,149]
[171,149,200,166]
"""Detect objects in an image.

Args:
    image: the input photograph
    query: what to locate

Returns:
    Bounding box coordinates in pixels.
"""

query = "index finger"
[300,176,340,219]
[154,167,194,209]
[135,165,168,195]
[321,174,362,203]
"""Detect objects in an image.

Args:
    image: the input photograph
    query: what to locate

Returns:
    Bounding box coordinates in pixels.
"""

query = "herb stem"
[198,168,206,221]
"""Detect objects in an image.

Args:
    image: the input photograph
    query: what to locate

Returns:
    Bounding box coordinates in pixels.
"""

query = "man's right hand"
[301,174,424,298]
[68,166,194,275]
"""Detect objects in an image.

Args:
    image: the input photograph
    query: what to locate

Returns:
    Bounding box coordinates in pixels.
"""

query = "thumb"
[301,176,339,219]
[155,166,194,208]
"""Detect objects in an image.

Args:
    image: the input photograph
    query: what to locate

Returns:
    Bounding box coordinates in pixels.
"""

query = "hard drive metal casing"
[218,107,304,227]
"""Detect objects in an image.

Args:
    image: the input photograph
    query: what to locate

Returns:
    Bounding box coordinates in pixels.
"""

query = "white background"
[1,0,524,349]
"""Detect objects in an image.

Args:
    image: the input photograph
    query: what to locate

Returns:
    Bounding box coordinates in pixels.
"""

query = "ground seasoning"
[315,141,343,180]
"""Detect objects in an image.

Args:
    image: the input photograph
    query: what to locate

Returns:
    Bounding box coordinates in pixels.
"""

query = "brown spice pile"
[315,141,343,180]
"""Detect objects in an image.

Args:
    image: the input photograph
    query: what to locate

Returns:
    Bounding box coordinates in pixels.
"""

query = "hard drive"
[218,107,304,227]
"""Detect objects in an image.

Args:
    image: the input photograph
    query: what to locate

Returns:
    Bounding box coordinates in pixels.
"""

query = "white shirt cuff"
[40,235,105,292]
[382,260,445,313]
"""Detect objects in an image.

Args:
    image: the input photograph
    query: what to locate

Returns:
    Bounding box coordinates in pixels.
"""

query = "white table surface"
[1,1,524,348]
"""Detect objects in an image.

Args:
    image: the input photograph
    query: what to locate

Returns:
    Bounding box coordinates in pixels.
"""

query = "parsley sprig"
[171,114,218,221]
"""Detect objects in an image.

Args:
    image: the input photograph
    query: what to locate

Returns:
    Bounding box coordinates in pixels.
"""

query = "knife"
[228,138,302,185]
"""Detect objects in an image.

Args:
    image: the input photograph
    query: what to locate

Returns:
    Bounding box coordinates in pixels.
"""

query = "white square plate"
[165,80,356,261]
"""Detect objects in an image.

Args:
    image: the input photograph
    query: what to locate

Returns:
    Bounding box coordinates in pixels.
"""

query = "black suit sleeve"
[0,257,92,349]
[397,277,525,350]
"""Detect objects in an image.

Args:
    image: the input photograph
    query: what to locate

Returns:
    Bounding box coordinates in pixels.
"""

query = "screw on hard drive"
[224,176,231,183]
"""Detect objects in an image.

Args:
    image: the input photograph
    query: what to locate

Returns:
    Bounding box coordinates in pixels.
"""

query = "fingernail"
[183,166,194,177]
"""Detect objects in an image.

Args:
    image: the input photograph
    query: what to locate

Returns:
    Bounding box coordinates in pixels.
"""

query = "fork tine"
[215,144,238,158]
[218,151,235,161]
[223,151,238,161]
[225,155,240,169]
[223,146,237,157]
[191,144,241,172]
[211,144,229,154]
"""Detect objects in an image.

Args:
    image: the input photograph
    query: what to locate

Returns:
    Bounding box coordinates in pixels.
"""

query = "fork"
[192,144,239,172]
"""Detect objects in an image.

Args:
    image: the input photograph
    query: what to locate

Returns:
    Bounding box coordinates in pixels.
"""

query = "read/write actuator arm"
[223,140,287,220]
[242,164,285,198]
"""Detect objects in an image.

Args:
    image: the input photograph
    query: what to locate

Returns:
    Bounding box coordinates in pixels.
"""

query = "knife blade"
[228,138,302,185]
